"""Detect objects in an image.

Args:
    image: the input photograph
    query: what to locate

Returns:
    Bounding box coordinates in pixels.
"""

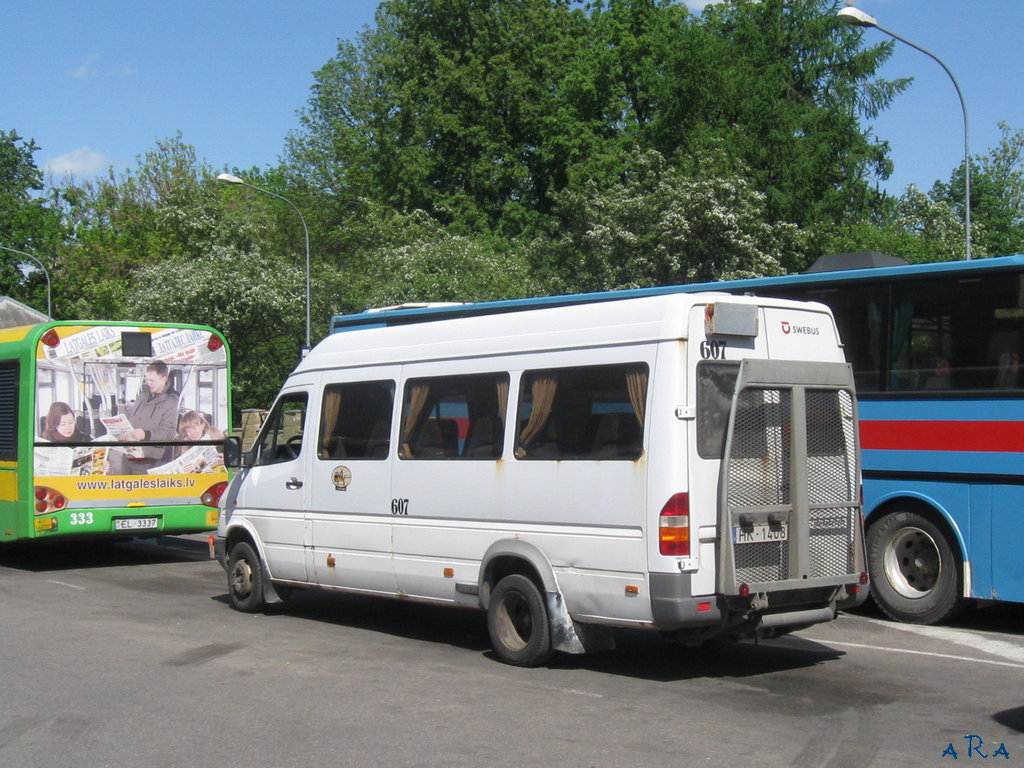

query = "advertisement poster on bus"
[32,325,229,490]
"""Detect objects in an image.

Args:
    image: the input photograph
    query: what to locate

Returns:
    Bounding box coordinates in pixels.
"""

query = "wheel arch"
[479,539,558,611]
[478,539,606,655]
[223,521,285,606]
[865,491,967,565]
[865,492,970,598]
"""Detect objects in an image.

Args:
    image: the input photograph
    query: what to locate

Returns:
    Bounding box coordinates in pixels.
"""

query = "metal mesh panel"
[735,539,788,583]
[805,389,857,505]
[726,388,790,508]
[808,507,857,578]
[725,381,858,589]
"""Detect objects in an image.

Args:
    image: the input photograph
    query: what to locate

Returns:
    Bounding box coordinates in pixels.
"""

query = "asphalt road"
[1,535,1021,768]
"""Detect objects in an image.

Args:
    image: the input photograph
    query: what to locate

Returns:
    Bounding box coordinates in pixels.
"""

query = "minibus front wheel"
[487,574,554,667]
[227,540,265,613]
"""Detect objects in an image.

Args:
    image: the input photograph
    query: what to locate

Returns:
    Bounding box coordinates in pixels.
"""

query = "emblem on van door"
[332,466,352,491]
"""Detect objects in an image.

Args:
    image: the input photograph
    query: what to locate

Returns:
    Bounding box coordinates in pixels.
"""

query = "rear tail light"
[33,486,67,514]
[41,329,61,348]
[659,493,690,556]
[200,481,228,508]
[207,333,224,352]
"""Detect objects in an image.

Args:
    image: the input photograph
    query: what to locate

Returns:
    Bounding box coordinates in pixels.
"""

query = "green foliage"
[50,135,309,411]
[18,0,1024,418]
[825,185,980,263]
[0,130,63,311]
[123,246,306,410]
[931,123,1024,258]
[546,147,800,291]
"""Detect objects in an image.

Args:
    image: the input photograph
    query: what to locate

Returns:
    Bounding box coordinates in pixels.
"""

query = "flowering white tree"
[550,148,804,292]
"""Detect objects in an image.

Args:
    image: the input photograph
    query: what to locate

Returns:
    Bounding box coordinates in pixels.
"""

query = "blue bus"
[331,253,1024,624]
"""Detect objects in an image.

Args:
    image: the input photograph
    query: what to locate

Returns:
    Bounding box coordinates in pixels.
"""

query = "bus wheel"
[867,510,961,625]
[487,574,554,667]
[227,541,265,613]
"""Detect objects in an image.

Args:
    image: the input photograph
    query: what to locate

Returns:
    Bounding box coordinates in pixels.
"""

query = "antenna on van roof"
[803,251,907,273]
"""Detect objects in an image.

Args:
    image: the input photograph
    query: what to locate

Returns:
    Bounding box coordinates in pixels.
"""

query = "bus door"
[238,387,311,582]
[306,373,398,594]
[686,302,767,597]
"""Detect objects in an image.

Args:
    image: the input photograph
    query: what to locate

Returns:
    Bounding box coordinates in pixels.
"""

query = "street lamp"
[838,5,972,260]
[0,244,52,317]
[217,172,312,353]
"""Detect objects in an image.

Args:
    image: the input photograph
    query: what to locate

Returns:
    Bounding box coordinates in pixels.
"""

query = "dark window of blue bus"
[0,361,18,460]
[886,273,1024,392]
[798,285,887,393]
[770,272,1024,393]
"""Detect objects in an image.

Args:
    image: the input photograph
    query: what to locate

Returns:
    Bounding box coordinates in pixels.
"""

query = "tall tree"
[932,123,1024,259]
[548,146,801,291]
[0,130,63,312]
[285,0,905,283]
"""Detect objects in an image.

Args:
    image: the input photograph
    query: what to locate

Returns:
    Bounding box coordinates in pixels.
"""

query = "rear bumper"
[649,572,858,634]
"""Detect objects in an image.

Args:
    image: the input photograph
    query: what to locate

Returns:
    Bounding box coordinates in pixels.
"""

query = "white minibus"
[215,292,868,666]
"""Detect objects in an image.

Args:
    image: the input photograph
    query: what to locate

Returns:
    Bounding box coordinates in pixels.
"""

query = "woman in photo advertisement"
[175,410,225,452]
[41,401,90,443]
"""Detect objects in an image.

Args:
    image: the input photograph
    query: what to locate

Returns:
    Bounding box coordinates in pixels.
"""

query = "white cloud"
[43,147,110,177]
[73,54,101,79]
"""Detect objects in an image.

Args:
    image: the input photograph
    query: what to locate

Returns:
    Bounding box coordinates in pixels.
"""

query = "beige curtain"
[400,382,431,456]
[516,373,557,457]
[319,388,342,458]
[496,377,509,423]
[626,366,648,427]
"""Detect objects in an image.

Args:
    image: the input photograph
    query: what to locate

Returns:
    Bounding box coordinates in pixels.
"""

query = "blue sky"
[4,1,1022,197]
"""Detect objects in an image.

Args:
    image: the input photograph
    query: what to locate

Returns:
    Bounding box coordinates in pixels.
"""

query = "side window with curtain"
[318,381,395,460]
[399,373,509,460]
[253,391,308,466]
[516,363,647,460]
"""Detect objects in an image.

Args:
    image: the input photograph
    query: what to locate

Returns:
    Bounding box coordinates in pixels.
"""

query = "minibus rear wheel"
[487,574,553,667]
[227,540,265,613]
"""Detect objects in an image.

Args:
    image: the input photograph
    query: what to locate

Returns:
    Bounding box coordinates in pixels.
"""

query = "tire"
[866,510,961,625]
[227,541,265,613]
[487,574,554,667]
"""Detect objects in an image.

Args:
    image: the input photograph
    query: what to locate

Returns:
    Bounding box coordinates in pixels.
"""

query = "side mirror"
[223,436,247,468]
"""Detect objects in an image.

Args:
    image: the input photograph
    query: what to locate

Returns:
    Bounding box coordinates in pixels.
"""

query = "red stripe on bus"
[860,420,1024,452]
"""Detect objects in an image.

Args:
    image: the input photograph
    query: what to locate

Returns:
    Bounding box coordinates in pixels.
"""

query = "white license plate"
[733,523,788,544]
[114,517,160,531]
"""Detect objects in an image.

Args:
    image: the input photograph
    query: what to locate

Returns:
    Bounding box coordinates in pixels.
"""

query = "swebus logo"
[781,321,820,336]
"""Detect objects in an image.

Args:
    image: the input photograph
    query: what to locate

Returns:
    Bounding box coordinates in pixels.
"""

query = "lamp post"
[0,244,52,317]
[838,5,972,260]
[217,172,312,353]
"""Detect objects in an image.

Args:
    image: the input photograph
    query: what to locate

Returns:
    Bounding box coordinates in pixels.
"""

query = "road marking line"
[826,639,1024,670]
[880,620,1024,664]
[46,579,85,590]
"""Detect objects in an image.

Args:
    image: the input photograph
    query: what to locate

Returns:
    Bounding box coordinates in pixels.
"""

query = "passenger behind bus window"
[923,357,951,390]
[41,401,90,443]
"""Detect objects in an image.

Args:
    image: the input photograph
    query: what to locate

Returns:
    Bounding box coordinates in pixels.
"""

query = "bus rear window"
[697,361,738,459]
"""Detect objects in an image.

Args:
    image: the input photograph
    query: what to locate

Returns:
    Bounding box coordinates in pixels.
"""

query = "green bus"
[0,321,231,542]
